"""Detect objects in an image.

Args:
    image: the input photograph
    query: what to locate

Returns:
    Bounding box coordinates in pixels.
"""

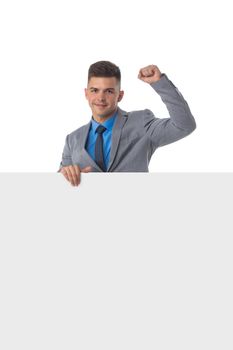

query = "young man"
[59,61,196,186]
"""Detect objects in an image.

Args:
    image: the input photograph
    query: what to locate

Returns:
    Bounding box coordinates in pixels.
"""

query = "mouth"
[95,104,107,107]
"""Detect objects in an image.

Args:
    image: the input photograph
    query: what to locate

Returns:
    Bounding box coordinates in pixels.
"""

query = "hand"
[60,165,92,187]
[138,65,162,84]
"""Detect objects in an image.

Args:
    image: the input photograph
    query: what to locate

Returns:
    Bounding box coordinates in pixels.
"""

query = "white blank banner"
[0,173,233,350]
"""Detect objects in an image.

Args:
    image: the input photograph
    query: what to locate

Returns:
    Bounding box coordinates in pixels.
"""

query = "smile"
[95,104,107,108]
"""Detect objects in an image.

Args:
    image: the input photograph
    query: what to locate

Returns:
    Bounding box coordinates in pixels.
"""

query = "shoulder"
[64,122,90,149]
[67,122,90,138]
[118,108,157,132]
[118,107,154,120]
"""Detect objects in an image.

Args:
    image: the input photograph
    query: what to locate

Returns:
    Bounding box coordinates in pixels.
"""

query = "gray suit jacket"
[59,74,196,172]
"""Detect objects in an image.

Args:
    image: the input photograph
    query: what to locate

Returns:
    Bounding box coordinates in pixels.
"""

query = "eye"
[90,89,98,93]
[107,90,114,94]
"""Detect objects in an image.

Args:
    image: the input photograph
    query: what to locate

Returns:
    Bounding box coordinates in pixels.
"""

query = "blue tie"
[95,125,106,172]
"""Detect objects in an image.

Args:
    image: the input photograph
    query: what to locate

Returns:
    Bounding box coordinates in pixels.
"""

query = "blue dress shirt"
[85,111,117,169]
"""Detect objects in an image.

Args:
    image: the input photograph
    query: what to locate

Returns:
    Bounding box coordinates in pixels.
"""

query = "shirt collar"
[91,110,118,133]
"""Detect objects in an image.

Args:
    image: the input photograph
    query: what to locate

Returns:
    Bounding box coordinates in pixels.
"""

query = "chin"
[98,111,113,118]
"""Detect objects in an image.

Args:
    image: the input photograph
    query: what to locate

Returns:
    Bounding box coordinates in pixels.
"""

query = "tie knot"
[96,125,106,135]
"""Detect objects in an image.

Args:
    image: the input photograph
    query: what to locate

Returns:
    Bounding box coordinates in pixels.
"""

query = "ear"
[117,90,124,102]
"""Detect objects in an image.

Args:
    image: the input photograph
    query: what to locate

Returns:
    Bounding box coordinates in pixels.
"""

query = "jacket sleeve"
[57,134,73,172]
[143,74,196,148]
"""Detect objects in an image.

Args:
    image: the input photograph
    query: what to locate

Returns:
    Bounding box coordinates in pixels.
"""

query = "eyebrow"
[89,87,115,91]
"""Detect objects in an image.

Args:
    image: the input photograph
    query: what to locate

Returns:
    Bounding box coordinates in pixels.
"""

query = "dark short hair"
[88,61,121,85]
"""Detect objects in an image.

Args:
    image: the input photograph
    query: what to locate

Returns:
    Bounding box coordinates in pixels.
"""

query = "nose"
[97,91,106,102]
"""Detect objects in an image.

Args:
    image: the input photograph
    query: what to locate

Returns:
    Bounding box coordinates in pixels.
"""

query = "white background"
[0,0,232,172]
[1,173,233,349]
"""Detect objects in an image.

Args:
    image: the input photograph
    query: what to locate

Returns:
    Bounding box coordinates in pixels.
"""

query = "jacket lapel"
[107,107,128,171]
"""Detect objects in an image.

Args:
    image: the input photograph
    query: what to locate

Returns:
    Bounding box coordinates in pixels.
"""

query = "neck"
[93,109,117,124]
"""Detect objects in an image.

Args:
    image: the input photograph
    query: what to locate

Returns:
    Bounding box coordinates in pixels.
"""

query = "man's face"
[85,76,124,123]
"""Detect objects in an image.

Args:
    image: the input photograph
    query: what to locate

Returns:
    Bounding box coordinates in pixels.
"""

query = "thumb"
[81,166,92,173]
[138,70,143,79]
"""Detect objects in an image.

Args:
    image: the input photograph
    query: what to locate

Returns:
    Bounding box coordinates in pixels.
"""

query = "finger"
[62,167,76,186]
[144,68,154,77]
[81,166,92,173]
[140,70,148,77]
[63,167,75,186]
[64,166,79,186]
[61,167,71,183]
[138,69,143,79]
[71,165,81,186]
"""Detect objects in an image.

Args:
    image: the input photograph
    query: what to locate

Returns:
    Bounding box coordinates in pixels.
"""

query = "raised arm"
[138,65,196,147]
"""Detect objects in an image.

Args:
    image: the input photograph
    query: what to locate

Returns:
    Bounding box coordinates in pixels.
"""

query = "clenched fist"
[138,65,162,84]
